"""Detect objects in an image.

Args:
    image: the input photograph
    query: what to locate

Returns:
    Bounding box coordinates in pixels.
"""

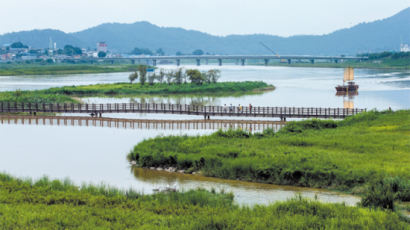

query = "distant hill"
[0,7,409,55]
[0,29,83,49]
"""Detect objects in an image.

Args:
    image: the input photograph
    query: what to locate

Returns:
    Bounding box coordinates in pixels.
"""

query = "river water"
[0,65,409,205]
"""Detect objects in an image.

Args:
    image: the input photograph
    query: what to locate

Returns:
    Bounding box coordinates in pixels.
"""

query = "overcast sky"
[1,0,409,36]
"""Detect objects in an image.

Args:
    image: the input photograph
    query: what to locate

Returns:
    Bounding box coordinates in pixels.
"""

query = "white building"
[97,42,108,53]
[400,43,410,52]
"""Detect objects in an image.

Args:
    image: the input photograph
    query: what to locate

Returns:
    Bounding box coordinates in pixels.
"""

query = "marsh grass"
[0,173,406,229]
[128,110,410,201]
[0,64,143,76]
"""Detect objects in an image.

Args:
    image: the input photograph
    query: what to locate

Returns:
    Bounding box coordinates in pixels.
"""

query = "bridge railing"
[0,102,366,118]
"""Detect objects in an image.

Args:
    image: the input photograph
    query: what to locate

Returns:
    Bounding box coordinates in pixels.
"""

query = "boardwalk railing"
[0,115,284,132]
[0,102,366,119]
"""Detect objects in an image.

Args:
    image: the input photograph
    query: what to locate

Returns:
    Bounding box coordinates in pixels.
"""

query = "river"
[0,65,408,205]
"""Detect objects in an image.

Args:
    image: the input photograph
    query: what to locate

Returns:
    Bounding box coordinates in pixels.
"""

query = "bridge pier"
[241,59,246,66]
[280,117,286,121]
[264,59,269,66]
[196,59,201,66]
[131,60,135,65]
[310,59,315,64]
[176,59,181,66]
[218,59,222,66]
[334,59,339,64]
[288,59,292,64]
[110,60,114,65]
[153,59,157,66]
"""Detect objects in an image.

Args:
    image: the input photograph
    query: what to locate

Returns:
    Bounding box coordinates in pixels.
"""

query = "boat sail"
[336,67,359,93]
[343,67,354,82]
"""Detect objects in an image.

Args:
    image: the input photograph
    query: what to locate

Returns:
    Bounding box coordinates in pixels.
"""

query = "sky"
[1,0,409,36]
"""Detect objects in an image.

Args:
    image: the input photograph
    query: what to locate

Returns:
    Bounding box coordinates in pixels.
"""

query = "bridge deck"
[0,102,366,119]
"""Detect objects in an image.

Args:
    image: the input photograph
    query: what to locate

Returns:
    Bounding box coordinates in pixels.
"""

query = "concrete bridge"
[59,55,368,66]
[0,102,366,120]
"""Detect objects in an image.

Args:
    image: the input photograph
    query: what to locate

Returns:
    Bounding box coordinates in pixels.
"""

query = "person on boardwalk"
[239,104,243,113]
[229,104,233,113]
[249,104,253,113]
[223,104,227,113]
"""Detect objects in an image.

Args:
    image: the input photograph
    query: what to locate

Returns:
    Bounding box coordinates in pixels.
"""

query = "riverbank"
[263,52,410,69]
[264,61,410,69]
[128,110,410,200]
[264,61,409,69]
[0,64,143,76]
[0,81,273,104]
[0,173,406,229]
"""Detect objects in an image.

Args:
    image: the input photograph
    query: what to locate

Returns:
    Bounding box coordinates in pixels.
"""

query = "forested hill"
[0,7,409,55]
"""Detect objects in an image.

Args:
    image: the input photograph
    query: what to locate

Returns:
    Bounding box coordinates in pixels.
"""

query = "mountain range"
[1,7,409,55]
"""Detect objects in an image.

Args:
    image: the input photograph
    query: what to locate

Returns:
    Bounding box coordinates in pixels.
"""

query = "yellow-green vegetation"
[44,81,272,96]
[128,111,410,201]
[0,64,143,76]
[0,174,407,229]
[0,90,78,104]
[0,81,273,104]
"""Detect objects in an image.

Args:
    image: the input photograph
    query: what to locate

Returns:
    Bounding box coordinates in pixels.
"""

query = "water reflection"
[129,95,220,106]
[0,115,285,132]
[131,167,360,206]
[335,92,358,109]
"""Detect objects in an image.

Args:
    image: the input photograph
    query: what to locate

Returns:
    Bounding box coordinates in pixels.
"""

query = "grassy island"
[0,64,143,76]
[0,173,406,229]
[0,81,273,104]
[128,111,410,203]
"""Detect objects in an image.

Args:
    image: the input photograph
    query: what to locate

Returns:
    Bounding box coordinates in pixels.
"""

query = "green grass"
[0,81,273,104]
[128,110,410,198]
[0,90,78,104]
[0,173,407,229]
[0,64,143,76]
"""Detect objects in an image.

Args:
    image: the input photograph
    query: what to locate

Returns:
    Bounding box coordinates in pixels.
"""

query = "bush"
[361,179,395,210]
[280,119,338,133]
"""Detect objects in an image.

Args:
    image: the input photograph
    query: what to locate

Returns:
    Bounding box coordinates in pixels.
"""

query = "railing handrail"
[0,102,367,118]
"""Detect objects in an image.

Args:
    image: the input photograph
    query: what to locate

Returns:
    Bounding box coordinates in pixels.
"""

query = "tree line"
[129,66,221,85]
[130,47,206,56]
[358,51,410,60]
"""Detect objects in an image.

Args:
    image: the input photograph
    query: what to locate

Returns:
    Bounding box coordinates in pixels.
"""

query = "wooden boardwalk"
[0,115,285,132]
[0,102,366,120]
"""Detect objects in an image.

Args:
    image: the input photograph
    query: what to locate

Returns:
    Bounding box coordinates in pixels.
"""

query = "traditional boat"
[336,67,359,93]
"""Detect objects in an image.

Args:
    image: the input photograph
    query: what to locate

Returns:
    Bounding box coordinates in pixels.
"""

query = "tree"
[158,69,165,84]
[98,51,107,58]
[148,73,156,85]
[63,45,82,56]
[131,47,153,55]
[129,72,138,84]
[192,49,204,55]
[166,70,175,85]
[156,48,165,56]
[207,69,221,83]
[186,69,204,85]
[174,68,184,85]
[138,65,148,85]
[11,42,28,49]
